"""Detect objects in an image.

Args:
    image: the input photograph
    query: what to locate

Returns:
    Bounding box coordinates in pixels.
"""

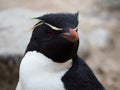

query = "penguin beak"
[61,28,79,42]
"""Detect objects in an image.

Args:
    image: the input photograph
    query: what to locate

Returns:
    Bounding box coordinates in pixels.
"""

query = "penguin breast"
[18,51,72,90]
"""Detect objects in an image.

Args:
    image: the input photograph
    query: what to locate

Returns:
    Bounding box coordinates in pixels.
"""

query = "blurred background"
[0,0,120,90]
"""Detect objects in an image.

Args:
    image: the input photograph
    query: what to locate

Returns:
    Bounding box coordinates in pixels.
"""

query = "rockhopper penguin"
[16,13,105,90]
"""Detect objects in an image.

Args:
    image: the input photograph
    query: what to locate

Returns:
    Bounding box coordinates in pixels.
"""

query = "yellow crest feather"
[33,21,62,31]
[45,23,62,31]
[33,20,78,31]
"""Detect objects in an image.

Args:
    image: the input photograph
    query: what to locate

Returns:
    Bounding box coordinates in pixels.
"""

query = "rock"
[0,8,44,55]
[96,59,120,90]
[102,0,120,11]
[0,55,22,90]
[87,28,113,50]
[78,30,90,58]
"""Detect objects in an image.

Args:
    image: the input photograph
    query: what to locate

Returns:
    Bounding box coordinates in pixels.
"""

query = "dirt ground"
[0,0,120,90]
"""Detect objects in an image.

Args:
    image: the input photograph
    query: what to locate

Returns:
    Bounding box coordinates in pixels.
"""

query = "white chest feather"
[16,51,72,90]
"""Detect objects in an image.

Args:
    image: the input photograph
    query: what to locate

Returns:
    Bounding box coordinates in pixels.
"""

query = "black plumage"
[26,13,79,63]
[25,12,105,90]
[62,56,105,90]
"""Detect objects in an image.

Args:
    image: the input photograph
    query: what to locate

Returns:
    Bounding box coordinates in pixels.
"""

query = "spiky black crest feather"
[34,12,79,29]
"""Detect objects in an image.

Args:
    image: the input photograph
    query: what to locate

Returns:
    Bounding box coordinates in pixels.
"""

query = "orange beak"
[62,28,79,42]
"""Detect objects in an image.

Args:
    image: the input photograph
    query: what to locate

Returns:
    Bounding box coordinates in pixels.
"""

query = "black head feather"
[26,12,79,63]
[35,12,79,30]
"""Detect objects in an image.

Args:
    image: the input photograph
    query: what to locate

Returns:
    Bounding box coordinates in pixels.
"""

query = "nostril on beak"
[62,29,79,42]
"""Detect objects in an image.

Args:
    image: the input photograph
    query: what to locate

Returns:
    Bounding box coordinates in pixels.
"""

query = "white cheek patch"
[16,51,72,90]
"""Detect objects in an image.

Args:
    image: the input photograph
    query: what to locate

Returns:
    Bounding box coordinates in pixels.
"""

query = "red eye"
[47,32,53,37]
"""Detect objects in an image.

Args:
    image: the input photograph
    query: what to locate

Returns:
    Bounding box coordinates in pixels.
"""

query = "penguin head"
[26,13,79,63]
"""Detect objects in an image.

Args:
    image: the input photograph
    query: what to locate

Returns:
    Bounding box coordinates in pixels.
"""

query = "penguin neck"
[23,51,73,72]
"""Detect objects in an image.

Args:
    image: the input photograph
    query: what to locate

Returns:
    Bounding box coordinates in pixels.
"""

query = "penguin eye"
[47,32,54,37]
